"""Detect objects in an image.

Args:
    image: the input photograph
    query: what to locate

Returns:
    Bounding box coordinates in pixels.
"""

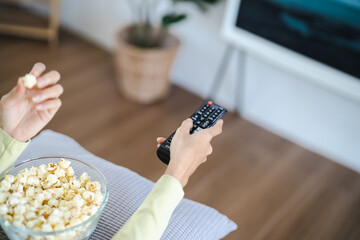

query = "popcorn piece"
[0,192,9,204]
[26,219,38,229]
[25,211,37,220]
[53,188,64,198]
[36,193,45,203]
[13,214,25,223]
[11,183,24,193]
[43,189,56,200]
[78,187,86,194]
[8,195,20,206]
[29,167,38,176]
[81,215,90,222]
[14,204,26,215]
[22,73,37,89]
[27,176,40,186]
[80,172,90,183]
[26,187,35,198]
[53,180,62,187]
[82,191,95,202]
[63,210,71,222]
[46,174,58,186]
[47,163,58,172]
[17,173,27,185]
[37,164,48,178]
[0,204,8,215]
[0,180,11,191]
[41,223,53,232]
[70,179,81,190]
[70,218,82,227]
[94,194,104,206]
[47,198,58,207]
[59,159,71,169]
[54,168,65,178]
[13,220,25,228]
[54,222,65,231]
[66,167,75,178]
[72,194,85,208]
[48,209,62,224]
[64,190,76,201]
[31,199,42,209]
[4,175,15,184]
[39,205,52,217]
[86,181,100,192]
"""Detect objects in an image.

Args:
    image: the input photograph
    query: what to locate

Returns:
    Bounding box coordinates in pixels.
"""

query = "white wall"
[58,1,360,173]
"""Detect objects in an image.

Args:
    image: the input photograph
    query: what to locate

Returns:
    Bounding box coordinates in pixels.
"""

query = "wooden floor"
[1,30,360,240]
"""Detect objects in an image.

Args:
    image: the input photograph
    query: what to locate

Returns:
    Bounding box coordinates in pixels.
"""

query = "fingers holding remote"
[156,137,166,148]
[165,118,224,188]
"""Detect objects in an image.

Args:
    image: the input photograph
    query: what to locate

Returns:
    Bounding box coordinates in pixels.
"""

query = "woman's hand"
[157,118,223,188]
[0,63,63,142]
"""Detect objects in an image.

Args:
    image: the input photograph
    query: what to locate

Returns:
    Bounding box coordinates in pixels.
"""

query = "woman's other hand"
[0,62,63,142]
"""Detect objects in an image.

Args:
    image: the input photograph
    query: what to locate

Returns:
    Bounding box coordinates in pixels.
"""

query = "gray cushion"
[0,130,237,239]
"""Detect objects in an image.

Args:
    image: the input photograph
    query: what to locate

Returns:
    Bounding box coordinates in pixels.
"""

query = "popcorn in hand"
[22,73,37,89]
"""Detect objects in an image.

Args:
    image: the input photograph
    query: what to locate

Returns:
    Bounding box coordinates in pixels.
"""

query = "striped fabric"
[0,130,237,239]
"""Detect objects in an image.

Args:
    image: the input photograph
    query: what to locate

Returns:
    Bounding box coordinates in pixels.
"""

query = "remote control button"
[195,120,201,125]
[200,106,208,112]
[165,144,170,149]
[194,127,202,133]
[201,120,210,128]
[216,109,222,113]
[200,116,205,121]
[208,117,214,122]
[193,113,201,120]
[207,101,213,106]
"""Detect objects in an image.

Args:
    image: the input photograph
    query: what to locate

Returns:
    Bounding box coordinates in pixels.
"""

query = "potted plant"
[115,0,221,104]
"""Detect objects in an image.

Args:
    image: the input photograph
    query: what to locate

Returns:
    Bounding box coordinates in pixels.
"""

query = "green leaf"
[162,13,187,27]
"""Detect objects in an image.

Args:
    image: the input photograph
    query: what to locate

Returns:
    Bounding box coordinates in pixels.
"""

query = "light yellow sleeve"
[112,174,184,240]
[0,128,29,174]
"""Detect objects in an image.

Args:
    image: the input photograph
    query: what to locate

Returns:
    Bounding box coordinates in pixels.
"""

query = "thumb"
[156,137,166,145]
[1,79,25,109]
[178,118,193,134]
[16,77,26,96]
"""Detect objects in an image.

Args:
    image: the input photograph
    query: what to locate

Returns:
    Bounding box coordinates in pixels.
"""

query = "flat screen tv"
[222,0,360,102]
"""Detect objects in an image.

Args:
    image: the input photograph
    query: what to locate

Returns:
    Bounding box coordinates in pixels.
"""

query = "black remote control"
[157,100,227,165]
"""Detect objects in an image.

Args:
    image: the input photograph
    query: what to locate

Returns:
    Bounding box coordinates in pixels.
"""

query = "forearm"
[0,128,29,174]
[112,174,184,240]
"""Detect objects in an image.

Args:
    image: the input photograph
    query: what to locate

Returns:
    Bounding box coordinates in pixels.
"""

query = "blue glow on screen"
[236,0,360,78]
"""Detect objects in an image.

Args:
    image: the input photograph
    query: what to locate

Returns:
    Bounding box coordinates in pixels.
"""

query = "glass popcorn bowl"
[0,156,109,240]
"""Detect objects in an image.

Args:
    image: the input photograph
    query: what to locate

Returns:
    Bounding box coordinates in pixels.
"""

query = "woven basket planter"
[114,27,180,104]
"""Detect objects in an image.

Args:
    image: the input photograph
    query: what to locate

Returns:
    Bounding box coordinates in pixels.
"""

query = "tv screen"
[236,0,360,79]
